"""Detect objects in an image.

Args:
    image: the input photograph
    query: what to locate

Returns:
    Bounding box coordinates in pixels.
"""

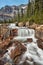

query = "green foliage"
[27,0,43,24]
[17,9,20,22]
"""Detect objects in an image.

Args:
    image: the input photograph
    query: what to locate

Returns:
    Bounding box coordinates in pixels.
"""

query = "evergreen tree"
[21,8,24,18]
[27,0,31,18]
[17,8,20,22]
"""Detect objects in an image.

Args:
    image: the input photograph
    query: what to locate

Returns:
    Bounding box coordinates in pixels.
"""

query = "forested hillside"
[27,0,43,24]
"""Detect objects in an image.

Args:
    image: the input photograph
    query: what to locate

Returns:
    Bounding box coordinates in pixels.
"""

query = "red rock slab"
[0,60,5,65]
[27,38,33,42]
[12,29,18,33]
[12,29,18,36]
[0,37,11,49]
[10,47,21,60]
[36,36,43,42]
[37,39,43,49]
[10,42,26,60]
[0,35,3,40]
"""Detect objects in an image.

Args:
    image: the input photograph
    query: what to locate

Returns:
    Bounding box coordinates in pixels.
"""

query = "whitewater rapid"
[3,26,43,65]
[19,42,43,65]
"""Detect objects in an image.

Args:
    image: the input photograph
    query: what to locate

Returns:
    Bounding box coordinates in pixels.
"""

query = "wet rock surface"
[37,39,43,49]
[27,38,33,42]
[0,26,43,65]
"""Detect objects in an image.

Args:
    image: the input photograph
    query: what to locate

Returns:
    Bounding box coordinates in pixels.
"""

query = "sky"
[0,0,28,8]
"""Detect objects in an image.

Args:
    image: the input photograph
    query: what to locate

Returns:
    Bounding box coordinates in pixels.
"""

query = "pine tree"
[27,0,31,18]
[17,8,20,22]
[21,8,24,18]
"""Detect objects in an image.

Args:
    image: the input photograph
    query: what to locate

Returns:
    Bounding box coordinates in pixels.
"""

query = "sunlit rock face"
[0,26,43,65]
[35,25,43,42]
[18,22,24,27]
[25,21,29,27]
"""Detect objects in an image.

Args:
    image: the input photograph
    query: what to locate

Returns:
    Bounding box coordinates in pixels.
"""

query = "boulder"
[10,43,26,59]
[9,41,26,64]
[30,23,38,29]
[37,39,43,49]
[35,25,43,41]
[0,38,10,50]
[18,22,24,27]
[26,21,29,27]
[4,62,12,65]
[27,38,33,42]
[11,29,18,36]
[0,60,5,65]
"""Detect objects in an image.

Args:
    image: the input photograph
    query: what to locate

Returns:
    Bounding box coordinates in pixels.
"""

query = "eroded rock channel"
[0,24,43,65]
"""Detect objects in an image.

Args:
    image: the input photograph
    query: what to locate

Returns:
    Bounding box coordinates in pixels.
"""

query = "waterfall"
[18,28,30,37]
[13,27,37,42]
[2,26,43,65]
[18,28,35,37]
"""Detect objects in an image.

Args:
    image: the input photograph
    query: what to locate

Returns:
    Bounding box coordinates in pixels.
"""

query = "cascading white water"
[18,28,34,37]
[3,26,43,65]
[13,27,37,42]
[18,28,29,37]
[19,42,43,65]
[2,46,15,63]
[13,27,43,65]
